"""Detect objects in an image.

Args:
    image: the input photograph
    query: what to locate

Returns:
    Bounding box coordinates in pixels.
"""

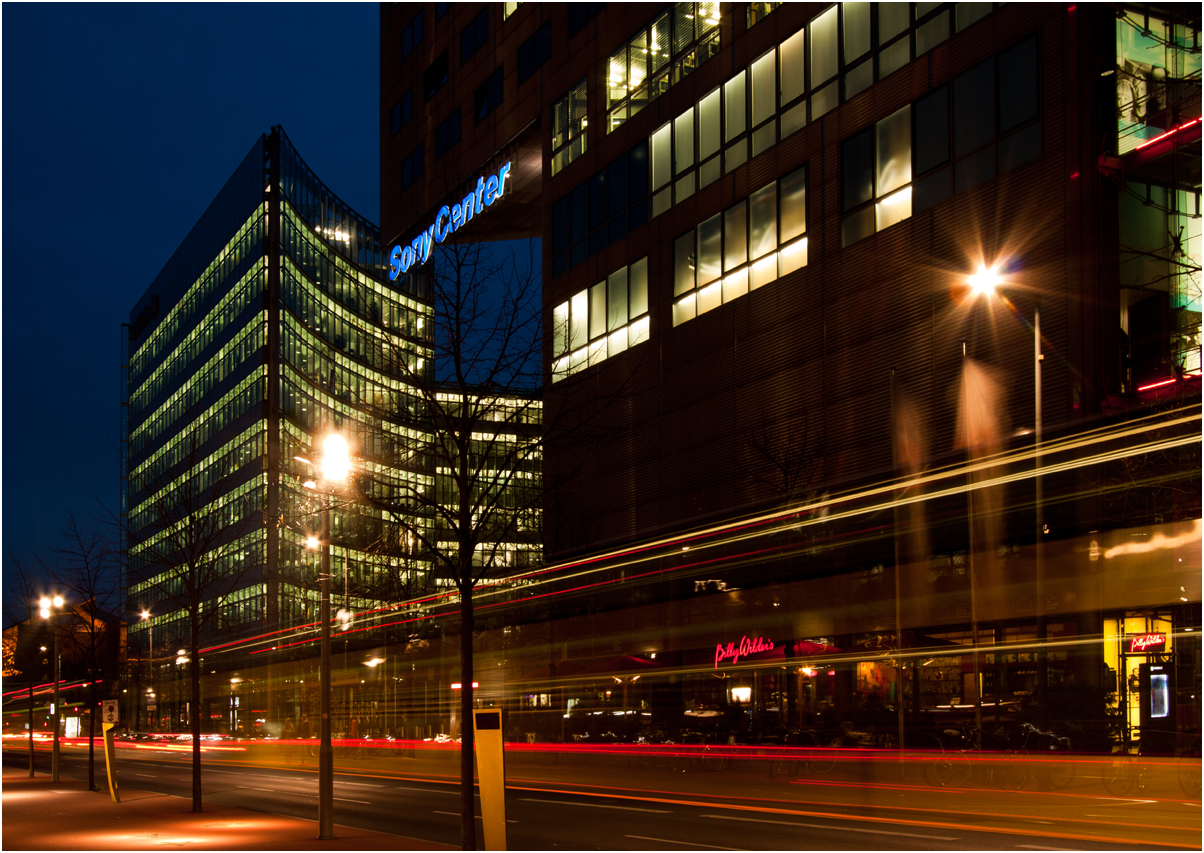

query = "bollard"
[474,709,507,851]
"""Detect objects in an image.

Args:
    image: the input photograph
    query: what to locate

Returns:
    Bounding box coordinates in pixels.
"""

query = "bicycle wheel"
[699,749,726,772]
[1179,757,1202,798]
[807,744,836,775]
[1045,754,1076,789]
[769,757,786,778]
[933,753,972,787]
[1102,754,1136,796]
[993,750,1029,791]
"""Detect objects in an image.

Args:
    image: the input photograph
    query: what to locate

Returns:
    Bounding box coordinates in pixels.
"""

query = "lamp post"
[38,595,64,783]
[968,264,1043,725]
[301,433,351,840]
[141,610,153,731]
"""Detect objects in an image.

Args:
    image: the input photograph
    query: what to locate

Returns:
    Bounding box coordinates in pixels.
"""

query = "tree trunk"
[459,585,476,850]
[191,619,203,812]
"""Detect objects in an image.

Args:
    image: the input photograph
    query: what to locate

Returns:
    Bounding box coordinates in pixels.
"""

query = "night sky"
[2,3,381,598]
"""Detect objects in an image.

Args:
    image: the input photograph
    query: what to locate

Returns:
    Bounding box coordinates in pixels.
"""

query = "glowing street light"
[966,263,1003,298]
[965,260,1043,732]
[38,595,64,782]
[300,431,351,840]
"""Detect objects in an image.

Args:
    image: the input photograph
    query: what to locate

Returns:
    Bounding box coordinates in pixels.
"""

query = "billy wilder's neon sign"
[715,636,774,668]
[1129,633,1166,654]
[388,162,512,280]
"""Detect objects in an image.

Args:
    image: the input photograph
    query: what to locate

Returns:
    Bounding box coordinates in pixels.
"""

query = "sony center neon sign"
[388,162,512,280]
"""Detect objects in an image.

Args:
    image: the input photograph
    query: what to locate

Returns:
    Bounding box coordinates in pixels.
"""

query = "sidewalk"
[2,766,456,851]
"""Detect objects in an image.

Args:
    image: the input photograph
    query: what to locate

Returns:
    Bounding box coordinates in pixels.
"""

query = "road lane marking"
[334,798,372,804]
[237,786,278,792]
[394,786,459,795]
[135,774,157,777]
[1015,846,1081,850]
[521,797,671,814]
[339,782,384,788]
[433,810,516,823]
[625,836,743,850]
[699,814,958,842]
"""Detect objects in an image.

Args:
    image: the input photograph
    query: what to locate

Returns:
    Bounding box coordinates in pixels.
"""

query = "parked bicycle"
[768,729,836,778]
[994,722,1076,791]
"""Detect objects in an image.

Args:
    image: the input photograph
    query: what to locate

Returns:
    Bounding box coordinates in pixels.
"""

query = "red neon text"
[715,636,774,668]
[1129,633,1165,653]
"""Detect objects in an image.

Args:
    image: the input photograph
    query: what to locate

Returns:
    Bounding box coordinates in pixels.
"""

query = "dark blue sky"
[3,3,381,590]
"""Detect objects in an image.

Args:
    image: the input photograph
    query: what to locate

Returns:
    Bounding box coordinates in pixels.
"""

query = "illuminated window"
[552,78,588,176]
[551,257,650,382]
[605,3,719,135]
[841,105,911,247]
[673,166,807,326]
[502,2,521,22]
[746,2,781,28]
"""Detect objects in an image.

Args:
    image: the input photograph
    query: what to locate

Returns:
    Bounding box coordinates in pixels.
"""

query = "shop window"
[551,256,650,381]
[841,106,912,247]
[551,78,587,176]
[517,21,550,83]
[461,7,489,65]
[435,109,461,159]
[424,50,449,100]
[400,144,424,191]
[401,11,424,60]
[672,166,807,325]
[605,3,718,135]
[474,67,504,124]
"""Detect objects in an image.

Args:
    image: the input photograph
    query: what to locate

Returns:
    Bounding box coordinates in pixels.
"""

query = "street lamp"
[967,263,1044,726]
[301,432,350,840]
[141,610,153,731]
[39,594,64,782]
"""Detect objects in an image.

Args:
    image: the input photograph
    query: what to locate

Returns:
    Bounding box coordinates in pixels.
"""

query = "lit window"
[672,166,807,326]
[552,79,588,176]
[550,257,650,381]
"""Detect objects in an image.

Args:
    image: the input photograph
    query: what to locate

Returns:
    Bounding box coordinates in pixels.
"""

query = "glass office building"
[123,127,437,683]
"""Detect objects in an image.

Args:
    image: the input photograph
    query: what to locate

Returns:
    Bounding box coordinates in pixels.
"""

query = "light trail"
[205,406,1200,659]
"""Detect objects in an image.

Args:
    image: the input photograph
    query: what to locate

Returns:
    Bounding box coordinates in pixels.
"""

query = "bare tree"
[41,512,122,791]
[120,427,264,812]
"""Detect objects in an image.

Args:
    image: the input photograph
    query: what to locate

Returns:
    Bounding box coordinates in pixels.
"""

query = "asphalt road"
[5,745,1197,851]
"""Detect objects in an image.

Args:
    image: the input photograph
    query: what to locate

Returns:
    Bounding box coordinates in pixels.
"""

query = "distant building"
[122,126,540,723]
